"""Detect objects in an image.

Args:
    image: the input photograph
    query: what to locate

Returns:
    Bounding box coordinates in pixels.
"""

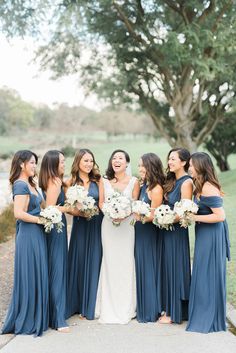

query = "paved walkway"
[1,316,236,353]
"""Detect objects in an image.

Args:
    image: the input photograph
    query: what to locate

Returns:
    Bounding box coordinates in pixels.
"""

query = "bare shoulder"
[48,177,61,189]
[64,178,72,187]
[181,177,193,191]
[202,182,221,197]
[182,177,193,186]
[150,184,163,195]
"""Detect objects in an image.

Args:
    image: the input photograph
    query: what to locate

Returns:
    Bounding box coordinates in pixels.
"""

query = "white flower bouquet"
[102,191,132,226]
[80,196,99,220]
[131,200,151,225]
[65,184,98,219]
[65,184,89,207]
[40,206,64,233]
[173,199,199,228]
[153,204,175,230]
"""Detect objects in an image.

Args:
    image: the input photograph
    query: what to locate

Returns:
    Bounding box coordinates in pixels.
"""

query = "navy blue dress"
[161,175,191,323]
[134,184,162,322]
[67,181,103,319]
[1,180,48,336]
[44,188,68,329]
[186,196,230,333]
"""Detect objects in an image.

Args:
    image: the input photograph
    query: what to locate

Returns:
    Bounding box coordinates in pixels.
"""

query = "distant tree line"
[0,86,235,171]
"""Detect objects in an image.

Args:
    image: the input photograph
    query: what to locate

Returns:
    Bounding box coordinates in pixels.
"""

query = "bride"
[95,149,140,324]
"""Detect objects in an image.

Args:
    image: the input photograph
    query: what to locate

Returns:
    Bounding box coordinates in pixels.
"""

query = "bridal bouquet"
[39,206,64,233]
[131,200,151,225]
[173,199,199,228]
[153,204,175,230]
[65,185,88,207]
[102,191,132,226]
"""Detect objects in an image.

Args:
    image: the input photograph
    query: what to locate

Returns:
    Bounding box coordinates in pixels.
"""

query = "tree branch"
[112,1,146,44]
[197,0,216,24]
[135,0,145,23]
[195,107,223,145]
[212,0,233,32]
[132,84,176,145]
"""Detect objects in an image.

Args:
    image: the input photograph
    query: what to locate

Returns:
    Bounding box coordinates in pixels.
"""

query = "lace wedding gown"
[95,177,137,324]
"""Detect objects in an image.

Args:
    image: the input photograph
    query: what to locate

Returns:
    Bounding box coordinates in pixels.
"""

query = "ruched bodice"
[166,175,191,209]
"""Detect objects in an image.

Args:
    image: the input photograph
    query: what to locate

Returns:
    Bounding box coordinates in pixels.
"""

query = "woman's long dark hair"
[105,149,130,181]
[38,150,65,192]
[164,147,190,195]
[9,150,38,188]
[70,148,101,186]
[141,153,165,190]
[190,152,222,195]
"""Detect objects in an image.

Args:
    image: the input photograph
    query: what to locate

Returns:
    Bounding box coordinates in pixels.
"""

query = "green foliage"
[1,1,236,150]
[204,113,236,171]
[0,87,35,134]
[61,145,77,157]
[219,169,236,307]
[0,204,15,243]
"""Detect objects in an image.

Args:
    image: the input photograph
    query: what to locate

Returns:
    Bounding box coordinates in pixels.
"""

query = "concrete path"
[1,316,236,353]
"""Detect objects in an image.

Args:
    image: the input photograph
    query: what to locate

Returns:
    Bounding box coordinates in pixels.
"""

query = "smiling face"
[58,153,65,176]
[168,151,186,173]
[138,158,146,181]
[21,155,37,178]
[111,151,127,174]
[79,152,94,174]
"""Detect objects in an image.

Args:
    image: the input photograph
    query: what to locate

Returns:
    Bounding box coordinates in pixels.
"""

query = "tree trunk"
[215,156,230,172]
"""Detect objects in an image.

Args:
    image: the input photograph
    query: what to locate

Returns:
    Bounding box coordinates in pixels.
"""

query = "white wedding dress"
[95,177,137,324]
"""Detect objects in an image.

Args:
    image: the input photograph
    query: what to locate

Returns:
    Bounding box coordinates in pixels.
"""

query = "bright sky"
[0,36,100,110]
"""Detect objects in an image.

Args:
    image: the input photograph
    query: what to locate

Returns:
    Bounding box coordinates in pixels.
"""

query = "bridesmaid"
[159,148,193,324]
[134,153,165,322]
[1,150,48,336]
[39,150,69,332]
[66,148,103,320]
[186,152,230,333]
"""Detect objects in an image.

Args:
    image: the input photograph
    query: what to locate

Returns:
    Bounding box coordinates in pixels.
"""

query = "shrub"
[0,204,15,243]
[0,151,13,160]
[61,145,77,157]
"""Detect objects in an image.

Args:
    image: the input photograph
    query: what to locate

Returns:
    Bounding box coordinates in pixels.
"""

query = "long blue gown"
[134,183,162,322]
[161,175,191,323]
[44,188,68,329]
[67,181,103,319]
[186,196,230,333]
[1,180,48,336]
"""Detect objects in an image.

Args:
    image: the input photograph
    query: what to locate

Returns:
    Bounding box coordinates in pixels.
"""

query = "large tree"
[1,0,236,151]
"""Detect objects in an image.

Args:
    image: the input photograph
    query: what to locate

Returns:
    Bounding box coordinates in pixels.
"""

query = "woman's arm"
[193,207,225,223]
[193,182,225,223]
[181,178,193,200]
[132,179,140,201]
[144,185,163,223]
[45,178,61,207]
[14,195,39,223]
[98,178,105,210]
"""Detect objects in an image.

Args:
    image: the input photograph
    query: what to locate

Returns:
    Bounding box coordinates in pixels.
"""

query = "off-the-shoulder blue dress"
[186,195,230,333]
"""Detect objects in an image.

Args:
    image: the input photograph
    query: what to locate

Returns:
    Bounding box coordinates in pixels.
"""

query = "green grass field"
[1,134,236,306]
